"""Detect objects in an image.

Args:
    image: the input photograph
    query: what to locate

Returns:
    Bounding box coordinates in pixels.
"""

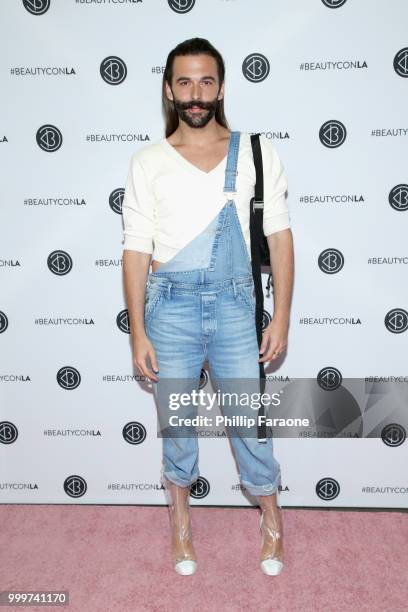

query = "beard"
[171,93,220,128]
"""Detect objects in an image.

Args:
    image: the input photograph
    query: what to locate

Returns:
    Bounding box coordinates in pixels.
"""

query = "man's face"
[165,54,224,129]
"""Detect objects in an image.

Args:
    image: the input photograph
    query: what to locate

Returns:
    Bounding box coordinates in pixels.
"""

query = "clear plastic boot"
[258,492,284,575]
[161,476,197,575]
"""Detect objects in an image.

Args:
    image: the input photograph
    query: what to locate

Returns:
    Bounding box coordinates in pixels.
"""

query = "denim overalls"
[144,131,281,498]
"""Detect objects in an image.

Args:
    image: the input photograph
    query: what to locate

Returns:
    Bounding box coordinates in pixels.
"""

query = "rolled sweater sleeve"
[259,136,291,236]
[122,153,154,253]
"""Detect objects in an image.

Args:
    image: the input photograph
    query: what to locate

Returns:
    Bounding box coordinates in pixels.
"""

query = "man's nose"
[191,82,202,99]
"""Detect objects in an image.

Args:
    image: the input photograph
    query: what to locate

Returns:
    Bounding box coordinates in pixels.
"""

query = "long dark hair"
[162,37,230,138]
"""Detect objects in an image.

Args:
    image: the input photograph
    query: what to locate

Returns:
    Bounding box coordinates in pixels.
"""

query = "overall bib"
[144,131,281,498]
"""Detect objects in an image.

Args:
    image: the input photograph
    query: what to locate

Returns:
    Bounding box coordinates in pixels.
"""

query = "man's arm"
[123,249,159,381]
[121,151,159,381]
[123,250,151,338]
[259,227,294,362]
[267,228,294,325]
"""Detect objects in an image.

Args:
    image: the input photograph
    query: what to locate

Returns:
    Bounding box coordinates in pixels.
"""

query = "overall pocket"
[235,282,256,315]
[144,285,166,324]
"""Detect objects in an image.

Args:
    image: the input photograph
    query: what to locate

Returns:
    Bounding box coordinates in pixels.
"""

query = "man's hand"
[258,316,289,363]
[133,334,160,382]
[259,228,294,364]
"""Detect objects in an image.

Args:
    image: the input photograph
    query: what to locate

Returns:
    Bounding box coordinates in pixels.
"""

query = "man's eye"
[180,81,188,86]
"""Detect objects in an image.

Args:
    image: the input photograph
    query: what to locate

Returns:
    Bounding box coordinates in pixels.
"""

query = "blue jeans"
[144,131,281,498]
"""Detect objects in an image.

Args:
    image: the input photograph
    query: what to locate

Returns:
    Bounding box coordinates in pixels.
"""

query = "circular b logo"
[168,0,195,13]
[123,422,147,445]
[381,423,406,447]
[393,48,408,78]
[117,309,130,334]
[0,422,18,444]
[316,477,340,501]
[318,248,344,274]
[199,368,208,389]
[190,476,210,499]
[242,54,270,83]
[321,0,347,8]
[64,475,87,498]
[36,125,63,152]
[384,308,408,334]
[57,366,81,390]
[100,56,127,85]
[47,250,73,276]
[317,367,342,391]
[262,310,272,331]
[319,120,347,148]
[0,311,9,334]
[23,0,50,15]
[389,184,408,211]
[110,188,124,215]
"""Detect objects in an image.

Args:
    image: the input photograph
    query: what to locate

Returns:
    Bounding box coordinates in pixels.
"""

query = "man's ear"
[165,80,173,102]
[218,81,225,101]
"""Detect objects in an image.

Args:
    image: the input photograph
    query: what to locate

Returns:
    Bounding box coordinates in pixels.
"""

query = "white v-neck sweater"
[122,132,290,263]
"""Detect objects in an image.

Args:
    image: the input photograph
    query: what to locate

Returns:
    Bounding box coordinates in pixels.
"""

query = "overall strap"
[223,131,241,197]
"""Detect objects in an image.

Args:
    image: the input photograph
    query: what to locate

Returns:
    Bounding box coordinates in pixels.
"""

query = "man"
[122,38,294,576]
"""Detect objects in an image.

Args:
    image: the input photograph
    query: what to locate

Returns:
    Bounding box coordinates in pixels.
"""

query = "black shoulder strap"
[251,133,264,206]
[249,132,265,333]
[249,133,268,444]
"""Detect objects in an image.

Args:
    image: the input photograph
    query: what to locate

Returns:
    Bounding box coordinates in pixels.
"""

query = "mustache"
[177,100,217,110]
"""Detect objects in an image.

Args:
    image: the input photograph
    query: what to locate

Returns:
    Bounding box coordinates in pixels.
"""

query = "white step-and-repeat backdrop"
[1,0,407,508]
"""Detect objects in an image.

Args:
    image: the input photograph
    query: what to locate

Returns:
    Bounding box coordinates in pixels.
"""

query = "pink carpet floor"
[1,504,407,612]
